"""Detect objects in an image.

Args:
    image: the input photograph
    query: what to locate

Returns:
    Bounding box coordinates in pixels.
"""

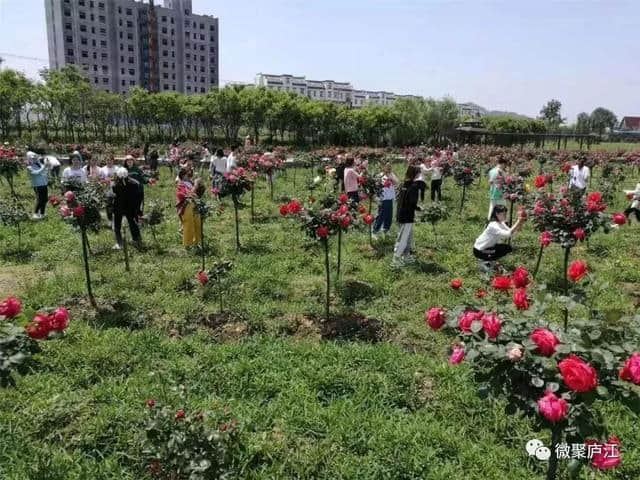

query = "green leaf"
[531,377,544,388]
[596,386,608,397]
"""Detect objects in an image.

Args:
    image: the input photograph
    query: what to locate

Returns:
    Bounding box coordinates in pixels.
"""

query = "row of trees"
[0,65,459,147]
[538,99,618,136]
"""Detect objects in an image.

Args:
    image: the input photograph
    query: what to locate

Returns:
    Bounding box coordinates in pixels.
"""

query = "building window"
[102,78,108,84]
[128,57,134,63]
[163,73,168,79]
[162,38,167,45]
[171,29,174,35]
[129,68,135,75]
[164,84,169,90]
[161,16,166,22]
[121,80,125,86]
[65,35,73,43]
[172,85,176,90]
[127,33,133,40]
[121,68,124,74]
[81,50,88,58]
[162,27,167,33]
[120,55,124,62]
[200,55,204,62]
[118,19,122,26]
[79,11,86,19]
[185,9,189,15]
[100,40,107,47]
[210,36,215,42]
[130,80,135,85]
[99,15,105,22]
[94,77,98,84]
[162,61,168,68]
[79,0,85,5]
[200,76,205,82]
[187,86,191,91]
[93,52,97,59]
[98,2,104,9]
[171,17,174,24]
[127,45,134,52]
[126,8,132,15]
[199,23,204,29]
[100,27,106,34]
[67,48,74,56]
[101,53,108,59]
[127,21,133,28]
[162,50,168,56]
[186,75,191,81]
[200,34,204,40]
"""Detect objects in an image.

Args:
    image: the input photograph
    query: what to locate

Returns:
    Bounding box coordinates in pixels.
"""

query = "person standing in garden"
[100,154,118,181]
[414,157,428,203]
[181,178,205,248]
[25,151,49,220]
[44,152,61,181]
[84,156,101,180]
[624,181,640,223]
[487,157,506,220]
[343,157,360,204]
[111,167,142,250]
[227,144,239,171]
[124,155,146,217]
[569,155,590,194]
[473,205,525,272]
[61,151,87,186]
[199,142,212,174]
[335,155,346,192]
[425,153,444,202]
[372,162,398,239]
[392,165,421,266]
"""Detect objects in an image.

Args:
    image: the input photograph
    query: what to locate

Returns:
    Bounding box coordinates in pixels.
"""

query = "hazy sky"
[1,0,639,122]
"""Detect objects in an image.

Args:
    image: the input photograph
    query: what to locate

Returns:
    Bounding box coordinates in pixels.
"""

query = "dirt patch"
[280,312,385,343]
[413,375,436,408]
[0,265,38,298]
[200,311,252,340]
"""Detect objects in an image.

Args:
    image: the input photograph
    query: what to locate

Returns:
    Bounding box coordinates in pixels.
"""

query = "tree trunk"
[533,244,544,278]
[336,229,342,280]
[81,228,97,309]
[233,197,240,250]
[323,237,330,322]
[459,185,467,215]
[545,426,562,480]
[563,247,570,331]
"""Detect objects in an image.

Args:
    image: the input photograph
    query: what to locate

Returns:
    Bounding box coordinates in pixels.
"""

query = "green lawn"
[0,161,639,479]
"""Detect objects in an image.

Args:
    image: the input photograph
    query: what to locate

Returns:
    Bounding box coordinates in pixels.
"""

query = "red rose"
[50,307,69,332]
[279,205,289,216]
[568,260,588,283]
[450,278,463,290]
[288,200,302,215]
[60,206,72,218]
[64,190,76,202]
[588,192,602,203]
[585,437,621,470]
[197,271,209,285]
[449,346,465,365]
[26,313,52,340]
[463,167,472,174]
[513,288,530,310]
[73,205,85,218]
[48,195,60,206]
[534,175,547,189]
[339,194,348,204]
[540,231,552,247]
[146,399,156,408]
[530,328,560,356]
[357,176,366,185]
[0,296,22,318]
[481,313,502,339]
[338,204,349,215]
[619,353,640,385]
[573,228,586,241]
[425,307,446,330]
[491,276,512,291]
[475,288,488,299]
[612,213,626,225]
[340,216,351,228]
[558,354,598,393]
[363,214,374,225]
[175,409,186,420]
[358,205,367,214]
[537,391,569,423]
[458,310,482,333]
[511,267,529,288]
[316,226,329,238]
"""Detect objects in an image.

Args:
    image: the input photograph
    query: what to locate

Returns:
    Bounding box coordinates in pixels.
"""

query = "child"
[473,205,525,272]
[372,163,398,238]
[25,151,48,220]
[624,182,640,223]
[392,166,421,266]
[343,157,360,204]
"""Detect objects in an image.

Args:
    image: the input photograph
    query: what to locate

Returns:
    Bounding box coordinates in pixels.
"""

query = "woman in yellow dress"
[176,169,204,248]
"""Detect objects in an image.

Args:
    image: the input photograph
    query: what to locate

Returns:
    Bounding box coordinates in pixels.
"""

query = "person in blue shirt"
[25,151,49,220]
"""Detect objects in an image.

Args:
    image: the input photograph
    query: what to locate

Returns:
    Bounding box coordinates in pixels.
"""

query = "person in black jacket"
[393,165,421,266]
[111,167,142,250]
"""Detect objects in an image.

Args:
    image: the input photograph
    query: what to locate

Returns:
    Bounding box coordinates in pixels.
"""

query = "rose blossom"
[316,226,329,238]
[475,288,488,299]
[481,313,502,339]
[363,214,374,225]
[585,437,621,470]
[339,194,348,204]
[425,307,446,330]
[450,278,463,290]
[534,175,547,189]
[60,206,71,217]
[513,288,530,310]
[558,355,598,393]
[612,213,627,226]
[512,266,530,288]
[175,409,186,420]
[537,391,569,423]
[197,271,209,286]
[530,328,560,356]
[568,260,588,283]
[0,296,22,318]
[507,344,523,362]
[64,191,76,202]
[458,310,482,333]
[619,353,640,385]
[540,231,552,247]
[49,307,69,332]
[449,346,465,365]
[279,205,289,216]
[573,228,586,241]
[492,276,512,291]
[73,205,85,217]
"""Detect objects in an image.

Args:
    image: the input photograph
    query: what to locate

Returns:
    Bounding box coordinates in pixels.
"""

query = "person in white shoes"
[569,156,590,194]
[25,151,49,220]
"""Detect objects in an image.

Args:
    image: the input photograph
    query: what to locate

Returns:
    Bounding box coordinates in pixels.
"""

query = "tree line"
[0,65,460,147]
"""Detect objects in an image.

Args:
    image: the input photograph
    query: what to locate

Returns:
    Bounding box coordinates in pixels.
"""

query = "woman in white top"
[624,182,640,223]
[473,205,525,270]
[413,158,428,203]
[100,154,118,180]
[569,158,590,192]
[61,152,88,185]
[424,157,444,202]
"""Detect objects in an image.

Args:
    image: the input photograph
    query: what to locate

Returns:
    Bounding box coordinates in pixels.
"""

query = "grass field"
[1,160,639,479]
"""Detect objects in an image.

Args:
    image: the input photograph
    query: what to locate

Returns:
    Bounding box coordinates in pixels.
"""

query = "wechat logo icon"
[526,439,551,461]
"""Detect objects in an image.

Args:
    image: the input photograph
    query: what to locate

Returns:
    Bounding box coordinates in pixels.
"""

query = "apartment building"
[45,0,219,94]
[255,73,418,108]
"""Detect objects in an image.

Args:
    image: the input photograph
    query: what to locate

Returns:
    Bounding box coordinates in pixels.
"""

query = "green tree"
[0,69,33,137]
[589,107,617,136]
[575,112,591,134]
[539,99,565,131]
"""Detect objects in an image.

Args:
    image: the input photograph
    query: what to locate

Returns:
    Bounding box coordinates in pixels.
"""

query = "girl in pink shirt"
[343,157,360,203]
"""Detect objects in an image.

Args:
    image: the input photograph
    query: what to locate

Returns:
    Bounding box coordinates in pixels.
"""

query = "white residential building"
[255,73,419,108]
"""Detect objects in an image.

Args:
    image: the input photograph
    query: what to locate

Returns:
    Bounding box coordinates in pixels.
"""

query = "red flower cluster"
[586,192,607,213]
[534,175,547,189]
[540,231,552,247]
[492,276,512,291]
[25,307,70,340]
[619,353,640,385]
[612,212,626,226]
[0,296,22,318]
[279,199,302,217]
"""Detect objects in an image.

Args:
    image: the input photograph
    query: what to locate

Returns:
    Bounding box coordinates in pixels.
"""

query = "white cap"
[26,151,39,161]
[116,167,129,178]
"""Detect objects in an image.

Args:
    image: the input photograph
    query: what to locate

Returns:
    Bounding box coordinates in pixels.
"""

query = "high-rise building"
[45,0,219,94]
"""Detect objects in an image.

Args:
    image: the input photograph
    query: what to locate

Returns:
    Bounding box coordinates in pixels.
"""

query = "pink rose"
[425,307,446,330]
[513,288,530,310]
[586,437,621,470]
[507,344,523,362]
[481,313,502,339]
[458,310,482,333]
[49,307,69,332]
[537,391,569,423]
[449,346,465,365]
[559,355,598,393]
[540,231,552,247]
[530,328,560,356]
[511,266,529,288]
[619,353,640,385]
[0,296,22,318]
